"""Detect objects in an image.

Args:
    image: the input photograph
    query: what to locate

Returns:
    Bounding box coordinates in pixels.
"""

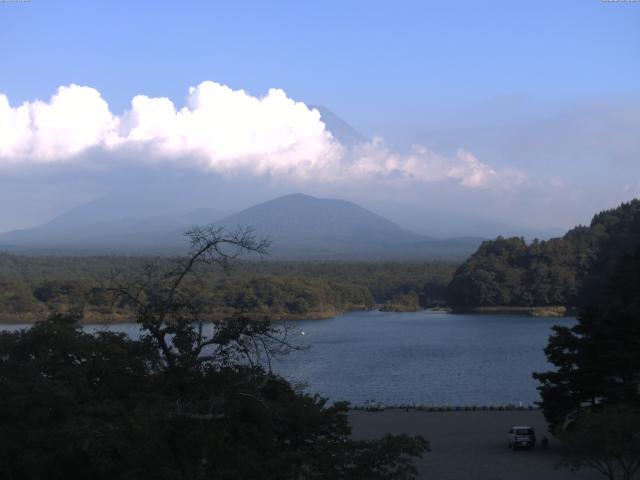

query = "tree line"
[0,255,456,322]
[447,200,640,309]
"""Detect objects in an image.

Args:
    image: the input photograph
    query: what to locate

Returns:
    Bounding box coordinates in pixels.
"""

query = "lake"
[0,309,574,406]
[273,310,574,406]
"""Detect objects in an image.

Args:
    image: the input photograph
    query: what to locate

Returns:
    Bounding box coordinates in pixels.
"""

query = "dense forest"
[0,254,456,323]
[0,228,428,479]
[447,199,640,310]
[532,247,640,479]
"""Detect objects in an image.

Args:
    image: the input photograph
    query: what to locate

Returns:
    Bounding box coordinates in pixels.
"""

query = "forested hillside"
[447,199,640,309]
[0,255,456,322]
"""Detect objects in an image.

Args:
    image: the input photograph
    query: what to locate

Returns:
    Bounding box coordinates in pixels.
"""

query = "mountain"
[447,199,640,309]
[0,192,481,259]
[212,193,480,259]
[310,105,367,146]
[216,193,411,240]
[0,205,224,253]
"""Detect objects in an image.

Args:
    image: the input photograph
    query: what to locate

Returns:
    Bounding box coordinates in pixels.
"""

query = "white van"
[507,426,536,449]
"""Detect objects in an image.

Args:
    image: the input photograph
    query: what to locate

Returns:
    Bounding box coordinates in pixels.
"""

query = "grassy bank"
[451,306,569,317]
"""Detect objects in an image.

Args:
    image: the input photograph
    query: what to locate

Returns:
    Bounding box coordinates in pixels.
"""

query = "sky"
[0,0,639,236]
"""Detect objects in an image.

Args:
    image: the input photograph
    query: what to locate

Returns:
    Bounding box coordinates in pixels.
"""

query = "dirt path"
[349,410,601,480]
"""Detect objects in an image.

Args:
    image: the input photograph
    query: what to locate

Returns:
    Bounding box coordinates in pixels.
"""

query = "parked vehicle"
[507,426,536,449]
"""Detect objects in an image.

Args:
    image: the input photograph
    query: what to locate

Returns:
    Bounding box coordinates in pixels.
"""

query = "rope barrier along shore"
[350,403,539,412]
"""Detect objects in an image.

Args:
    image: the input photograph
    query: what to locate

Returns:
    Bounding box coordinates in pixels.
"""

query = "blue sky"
[0,0,639,234]
[3,1,638,127]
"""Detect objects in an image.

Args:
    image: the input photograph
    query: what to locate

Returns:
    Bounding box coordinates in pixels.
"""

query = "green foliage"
[0,228,429,479]
[533,248,640,432]
[447,200,640,308]
[0,279,42,318]
[220,276,374,318]
[558,405,640,480]
[0,255,456,322]
[0,315,429,480]
[380,291,421,312]
[532,247,640,478]
[0,315,158,479]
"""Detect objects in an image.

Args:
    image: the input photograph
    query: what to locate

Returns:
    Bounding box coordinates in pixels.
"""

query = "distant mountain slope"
[447,199,640,309]
[310,105,367,146]
[0,192,481,260]
[214,193,480,259]
[0,205,223,251]
[216,193,413,239]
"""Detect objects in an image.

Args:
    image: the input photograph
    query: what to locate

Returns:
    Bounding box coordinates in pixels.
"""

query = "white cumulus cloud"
[0,85,117,162]
[0,81,523,188]
[346,139,525,188]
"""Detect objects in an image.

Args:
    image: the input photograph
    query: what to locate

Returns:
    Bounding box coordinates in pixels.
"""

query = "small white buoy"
[300,331,305,336]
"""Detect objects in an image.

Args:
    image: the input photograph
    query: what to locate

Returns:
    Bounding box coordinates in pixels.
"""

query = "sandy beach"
[349,409,601,480]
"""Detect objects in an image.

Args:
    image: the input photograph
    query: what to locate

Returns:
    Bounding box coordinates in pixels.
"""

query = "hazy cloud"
[346,139,525,189]
[0,82,523,189]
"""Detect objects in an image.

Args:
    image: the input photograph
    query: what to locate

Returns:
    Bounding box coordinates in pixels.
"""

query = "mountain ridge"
[0,193,481,260]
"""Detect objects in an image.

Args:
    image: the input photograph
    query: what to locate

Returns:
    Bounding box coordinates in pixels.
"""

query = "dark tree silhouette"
[558,405,640,480]
[534,248,640,480]
[0,226,429,480]
[111,225,277,370]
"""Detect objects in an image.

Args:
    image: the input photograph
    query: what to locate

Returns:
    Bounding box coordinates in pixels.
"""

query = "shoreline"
[351,404,539,412]
[0,305,376,325]
[450,305,571,317]
[0,305,576,325]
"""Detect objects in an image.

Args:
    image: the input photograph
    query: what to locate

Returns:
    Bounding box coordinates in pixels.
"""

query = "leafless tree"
[110,225,295,370]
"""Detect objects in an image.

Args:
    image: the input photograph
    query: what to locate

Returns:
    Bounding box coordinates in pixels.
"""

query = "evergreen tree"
[533,248,640,432]
[533,248,640,479]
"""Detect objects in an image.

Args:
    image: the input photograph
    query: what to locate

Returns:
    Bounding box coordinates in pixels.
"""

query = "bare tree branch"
[108,225,290,371]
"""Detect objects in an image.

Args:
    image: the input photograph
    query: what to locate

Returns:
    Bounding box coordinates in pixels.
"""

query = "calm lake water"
[1,310,574,406]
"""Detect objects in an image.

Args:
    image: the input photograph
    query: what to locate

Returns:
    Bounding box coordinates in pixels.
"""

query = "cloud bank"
[0,82,523,188]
